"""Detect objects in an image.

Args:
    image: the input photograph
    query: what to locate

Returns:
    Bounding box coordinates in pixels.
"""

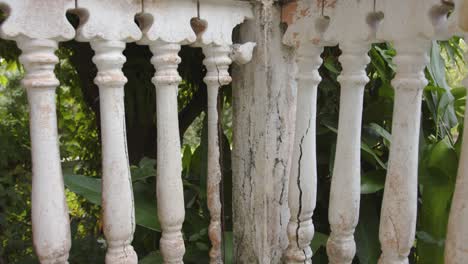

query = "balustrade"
[2,0,468,263]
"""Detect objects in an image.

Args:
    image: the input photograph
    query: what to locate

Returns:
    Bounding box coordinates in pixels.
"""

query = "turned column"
[327,43,370,264]
[321,2,377,262]
[74,1,142,262]
[151,41,186,263]
[374,1,448,263]
[445,3,468,258]
[281,3,333,262]
[138,1,200,262]
[19,37,72,264]
[378,40,430,264]
[91,40,138,263]
[444,2,468,262]
[0,1,76,263]
[202,44,232,264]
[285,45,322,264]
[445,48,468,262]
[195,2,254,263]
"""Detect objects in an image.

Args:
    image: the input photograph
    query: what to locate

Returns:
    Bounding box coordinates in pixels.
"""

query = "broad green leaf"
[63,173,101,205]
[426,138,458,180]
[0,75,8,87]
[368,123,392,147]
[311,232,329,253]
[323,56,340,74]
[131,157,156,182]
[361,170,386,194]
[429,41,450,90]
[63,173,160,232]
[361,142,387,169]
[182,145,192,178]
[355,196,381,264]
[224,231,234,264]
[418,138,458,263]
[133,182,160,232]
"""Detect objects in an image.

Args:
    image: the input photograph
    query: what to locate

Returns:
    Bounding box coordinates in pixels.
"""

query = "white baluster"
[378,40,430,264]
[282,2,333,262]
[91,40,138,263]
[321,1,375,262]
[374,1,448,262]
[202,44,232,264]
[195,2,253,263]
[445,2,468,259]
[445,47,468,262]
[0,1,75,263]
[327,43,370,264]
[285,45,322,264]
[138,1,199,262]
[19,38,72,264]
[74,1,142,262]
[445,0,468,258]
[151,41,186,264]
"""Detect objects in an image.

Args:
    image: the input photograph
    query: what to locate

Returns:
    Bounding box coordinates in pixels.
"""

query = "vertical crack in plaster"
[296,115,312,263]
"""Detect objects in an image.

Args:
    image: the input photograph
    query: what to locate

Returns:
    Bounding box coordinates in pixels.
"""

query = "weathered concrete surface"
[232,1,296,263]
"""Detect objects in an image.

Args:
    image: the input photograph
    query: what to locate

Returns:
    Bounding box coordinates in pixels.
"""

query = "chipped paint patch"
[281,1,297,25]
[315,0,337,9]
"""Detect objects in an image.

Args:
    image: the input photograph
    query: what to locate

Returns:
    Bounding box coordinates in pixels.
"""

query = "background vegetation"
[0,19,466,264]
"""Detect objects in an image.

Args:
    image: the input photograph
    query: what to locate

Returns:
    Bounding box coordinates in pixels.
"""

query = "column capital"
[282,0,333,49]
[75,0,142,42]
[323,0,378,45]
[138,0,198,45]
[376,0,450,42]
[196,0,253,46]
[0,0,75,41]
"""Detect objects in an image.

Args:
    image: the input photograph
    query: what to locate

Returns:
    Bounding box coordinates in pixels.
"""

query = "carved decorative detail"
[283,0,333,48]
[202,44,232,264]
[0,0,75,41]
[285,45,323,264]
[150,41,186,264]
[197,0,253,46]
[230,42,256,65]
[376,0,444,41]
[75,0,142,42]
[139,0,197,45]
[74,2,142,263]
[323,0,377,43]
